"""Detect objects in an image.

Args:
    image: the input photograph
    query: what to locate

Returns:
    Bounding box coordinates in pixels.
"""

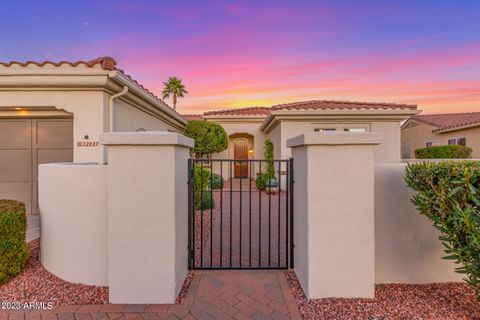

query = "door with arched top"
[233,138,248,178]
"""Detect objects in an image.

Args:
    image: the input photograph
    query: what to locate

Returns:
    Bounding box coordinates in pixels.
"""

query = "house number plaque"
[77,141,99,147]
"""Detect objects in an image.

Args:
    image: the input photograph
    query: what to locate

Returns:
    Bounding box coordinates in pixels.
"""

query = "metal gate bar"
[188,158,294,270]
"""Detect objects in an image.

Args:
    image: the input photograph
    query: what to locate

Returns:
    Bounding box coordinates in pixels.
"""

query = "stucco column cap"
[286,131,382,148]
[100,131,194,148]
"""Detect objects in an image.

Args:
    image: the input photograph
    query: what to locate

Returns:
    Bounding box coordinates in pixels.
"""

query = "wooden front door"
[233,138,248,178]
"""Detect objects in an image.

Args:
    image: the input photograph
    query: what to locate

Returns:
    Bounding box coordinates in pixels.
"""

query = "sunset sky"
[1,0,479,114]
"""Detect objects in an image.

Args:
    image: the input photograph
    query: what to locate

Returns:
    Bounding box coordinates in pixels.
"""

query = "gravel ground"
[286,271,480,320]
[176,270,194,304]
[0,240,109,305]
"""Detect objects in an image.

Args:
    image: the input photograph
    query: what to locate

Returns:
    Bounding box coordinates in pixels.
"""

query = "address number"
[77,141,99,147]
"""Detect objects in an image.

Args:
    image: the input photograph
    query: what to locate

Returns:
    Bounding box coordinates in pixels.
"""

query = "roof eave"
[109,71,187,127]
[434,122,480,134]
[261,108,420,133]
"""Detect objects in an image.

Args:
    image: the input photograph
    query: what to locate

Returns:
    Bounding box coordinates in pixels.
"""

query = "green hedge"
[414,145,472,159]
[405,161,480,300]
[0,200,29,285]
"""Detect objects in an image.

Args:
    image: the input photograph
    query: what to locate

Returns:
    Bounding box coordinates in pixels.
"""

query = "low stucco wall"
[38,163,108,286]
[375,163,462,283]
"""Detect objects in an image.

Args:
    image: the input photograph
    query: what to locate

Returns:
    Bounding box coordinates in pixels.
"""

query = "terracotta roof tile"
[410,112,480,132]
[0,56,117,70]
[270,100,417,111]
[0,57,186,119]
[182,114,203,120]
[204,106,271,116]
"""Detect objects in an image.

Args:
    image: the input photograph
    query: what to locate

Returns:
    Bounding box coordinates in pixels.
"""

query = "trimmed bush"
[0,199,29,285]
[405,161,480,300]
[255,173,268,190]
[198,192,214,210]
[209,173,224,190]
[255,172,278,190]
[185,120,228,158]
[414,145,472,159]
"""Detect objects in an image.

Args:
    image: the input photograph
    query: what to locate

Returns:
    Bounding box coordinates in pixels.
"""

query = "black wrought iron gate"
[188,159,294,270]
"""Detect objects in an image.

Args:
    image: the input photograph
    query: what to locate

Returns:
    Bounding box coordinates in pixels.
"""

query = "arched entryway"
[229,133,253,178]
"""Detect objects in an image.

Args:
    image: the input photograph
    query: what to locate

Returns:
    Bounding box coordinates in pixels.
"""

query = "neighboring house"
[401,112,480,159]
[184,101,419,174]
[0,57,186,213]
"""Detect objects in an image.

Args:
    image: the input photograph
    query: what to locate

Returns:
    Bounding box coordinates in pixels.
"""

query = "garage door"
[0,119,73,214]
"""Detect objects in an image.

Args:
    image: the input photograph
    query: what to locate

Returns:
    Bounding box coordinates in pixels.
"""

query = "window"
[314,128,336,132]
[448,138,466,146]
[344,128,366,133]
[426,141,439,147]
[402,143,410,159]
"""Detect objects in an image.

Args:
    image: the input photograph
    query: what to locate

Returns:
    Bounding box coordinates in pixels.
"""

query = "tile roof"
[410,112,480,132]
[270,100,417,111]
[0,57,185,120]
[0,56,117,70]
[203,106,271,116]
[182,114,203,120]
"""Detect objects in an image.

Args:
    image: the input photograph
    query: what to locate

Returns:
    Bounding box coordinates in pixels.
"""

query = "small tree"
[256,139,276,190]
[185,120,228,158]
[264,139,275,179]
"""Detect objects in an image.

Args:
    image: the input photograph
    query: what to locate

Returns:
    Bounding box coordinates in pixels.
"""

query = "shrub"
[194,164,215,210]
[198,192,214,210]
[405,161,480,300]
[255,172,278,190]
[0,199,29,285]
[255,173,268,190]
[414,145,472,159]
[185,121,228,158]
[209,173,224,190]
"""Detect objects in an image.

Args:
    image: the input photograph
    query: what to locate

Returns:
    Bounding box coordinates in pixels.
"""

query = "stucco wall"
[114,98,179,133]
[289,132,379,299]
[371,122,401,163]
[273,120,402,162]
[374,163,462,283]
[38,163,108,286]
[268,124,282,160]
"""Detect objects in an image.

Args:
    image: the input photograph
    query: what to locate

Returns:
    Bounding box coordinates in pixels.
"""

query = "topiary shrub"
[209,173,224,190]
[414,145,472,159]
[405,161,480,300]
[185,120,228,158]
[0,199,29,285]
[264,139,276,179]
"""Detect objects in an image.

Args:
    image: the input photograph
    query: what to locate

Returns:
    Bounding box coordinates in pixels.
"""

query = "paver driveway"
[1,270,302,320]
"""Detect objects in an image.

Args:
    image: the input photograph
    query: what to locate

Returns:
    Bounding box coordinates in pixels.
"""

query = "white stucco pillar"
[287,132,381,299]
[100,132,194,304]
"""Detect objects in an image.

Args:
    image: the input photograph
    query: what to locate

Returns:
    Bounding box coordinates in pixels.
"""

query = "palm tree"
[162,76,188,110]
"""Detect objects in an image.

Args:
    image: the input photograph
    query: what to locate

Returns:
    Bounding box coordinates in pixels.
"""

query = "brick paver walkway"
[194,179,290,269]
[1,271,302,320]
